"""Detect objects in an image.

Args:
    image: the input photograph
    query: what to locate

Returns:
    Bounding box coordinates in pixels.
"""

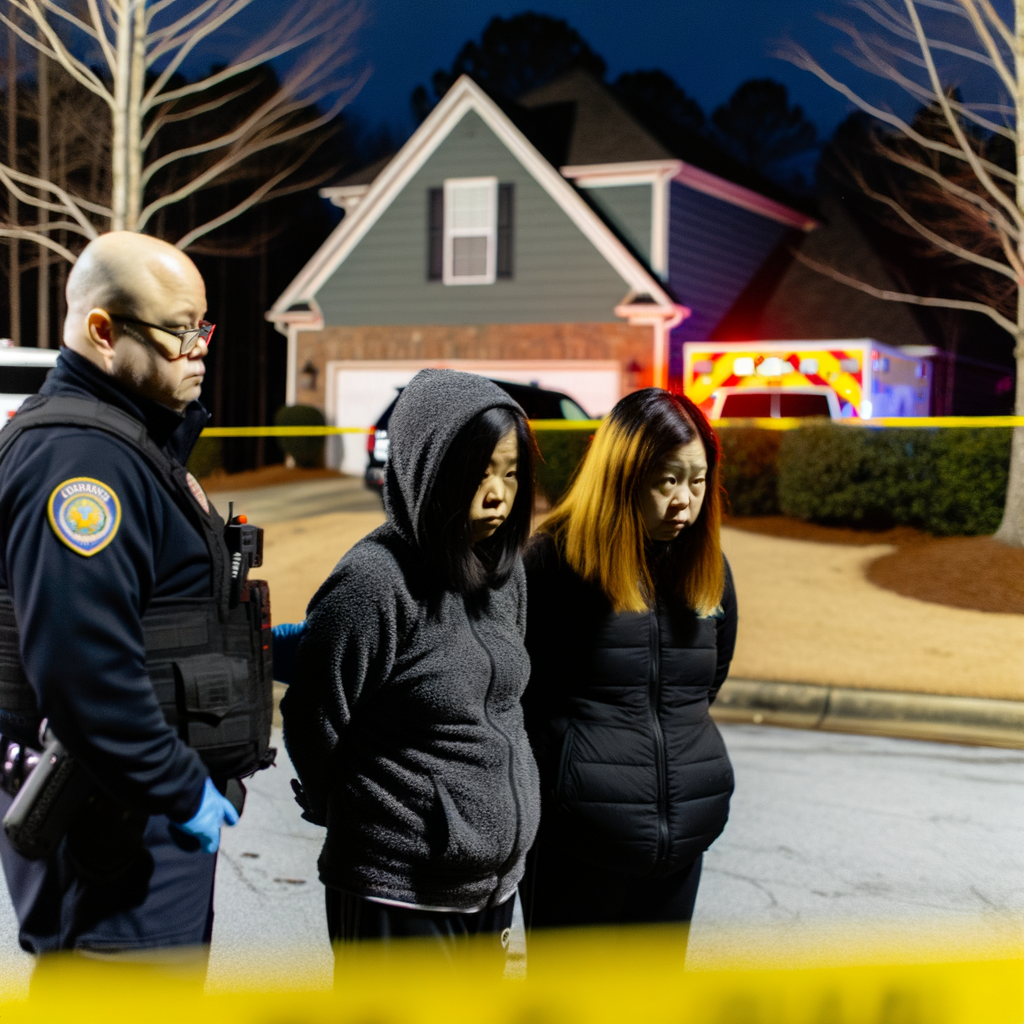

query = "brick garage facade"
[293,322,655,411]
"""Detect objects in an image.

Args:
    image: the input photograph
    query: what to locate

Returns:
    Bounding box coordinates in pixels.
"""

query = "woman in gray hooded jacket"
[281,370,540,959]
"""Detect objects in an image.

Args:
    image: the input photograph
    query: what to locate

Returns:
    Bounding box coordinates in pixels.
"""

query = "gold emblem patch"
[47,477,122,556]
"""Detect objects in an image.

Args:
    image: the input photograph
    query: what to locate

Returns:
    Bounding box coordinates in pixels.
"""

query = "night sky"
[342,0,917,149]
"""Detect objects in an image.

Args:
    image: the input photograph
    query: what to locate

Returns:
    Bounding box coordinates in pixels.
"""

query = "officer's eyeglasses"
[112,316,216,356]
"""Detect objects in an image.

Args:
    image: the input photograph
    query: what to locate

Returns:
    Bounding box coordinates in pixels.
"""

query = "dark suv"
[364,378,591,493]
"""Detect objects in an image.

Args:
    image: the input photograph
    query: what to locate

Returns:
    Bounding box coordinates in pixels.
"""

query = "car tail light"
[366,427,375,454]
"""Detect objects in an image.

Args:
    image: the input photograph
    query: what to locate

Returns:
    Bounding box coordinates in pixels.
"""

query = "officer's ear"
[85,309,117,373]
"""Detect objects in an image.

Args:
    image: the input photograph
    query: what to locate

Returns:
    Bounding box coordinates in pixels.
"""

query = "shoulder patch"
[47,477,122,556]
[185,471,210,514]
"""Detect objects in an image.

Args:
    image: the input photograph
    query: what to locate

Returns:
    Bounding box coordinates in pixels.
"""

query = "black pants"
[523,841,703,931]
[0,788,216,957]
[325,888,515,972]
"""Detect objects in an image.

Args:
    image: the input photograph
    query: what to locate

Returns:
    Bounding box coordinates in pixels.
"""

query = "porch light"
[299,360,318,391]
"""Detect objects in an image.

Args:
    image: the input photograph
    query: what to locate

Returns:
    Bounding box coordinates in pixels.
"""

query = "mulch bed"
[200,465,344,492]
[724,514,1024,616]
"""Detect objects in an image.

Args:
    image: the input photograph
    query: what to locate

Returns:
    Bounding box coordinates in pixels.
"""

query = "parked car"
[364,378,590,494]
[0,345,59,421]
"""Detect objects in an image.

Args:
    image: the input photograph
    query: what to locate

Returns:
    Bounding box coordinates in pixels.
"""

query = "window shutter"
[497,183,514,279]
[428,188,443,280]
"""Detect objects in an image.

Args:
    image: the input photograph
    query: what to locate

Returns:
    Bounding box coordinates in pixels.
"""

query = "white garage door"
[325,359,621,476]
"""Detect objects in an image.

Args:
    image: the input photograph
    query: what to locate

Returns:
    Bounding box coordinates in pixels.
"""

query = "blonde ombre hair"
[540,389,725,616]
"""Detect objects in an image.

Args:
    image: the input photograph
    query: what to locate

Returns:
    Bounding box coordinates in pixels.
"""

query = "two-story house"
[267,70,819,470]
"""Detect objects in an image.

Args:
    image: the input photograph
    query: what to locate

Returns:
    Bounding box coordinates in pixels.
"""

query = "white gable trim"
[562,160,819,233]
[269,75,674,322]
[568,164,676,277]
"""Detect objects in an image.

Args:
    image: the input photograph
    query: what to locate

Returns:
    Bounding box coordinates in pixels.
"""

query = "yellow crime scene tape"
[3,926,1022,1023]
[200,417,1024,437]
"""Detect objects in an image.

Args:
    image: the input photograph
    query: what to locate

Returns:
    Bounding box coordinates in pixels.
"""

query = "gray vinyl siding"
[667,181,787,341]
[316,110,632,326]
[580,184,652,264]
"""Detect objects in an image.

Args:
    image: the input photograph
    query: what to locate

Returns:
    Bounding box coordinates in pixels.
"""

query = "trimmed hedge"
[274,404,325,468]
[187,436,223,480]
[777,424,1011,536]
[533,428,594,503]
[532,422,1011,536]
[718,427,782,516]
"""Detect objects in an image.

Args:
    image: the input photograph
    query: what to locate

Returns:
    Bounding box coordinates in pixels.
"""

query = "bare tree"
[0,0,364,264]
[5,9,18,343]
[780,0,1024,547]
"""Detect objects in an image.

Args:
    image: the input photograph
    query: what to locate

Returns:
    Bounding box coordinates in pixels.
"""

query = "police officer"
[0,231,272,960]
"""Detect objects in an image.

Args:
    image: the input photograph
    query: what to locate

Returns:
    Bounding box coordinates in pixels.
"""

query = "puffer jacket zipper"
[648,604,669,869]
[468,617,523,883]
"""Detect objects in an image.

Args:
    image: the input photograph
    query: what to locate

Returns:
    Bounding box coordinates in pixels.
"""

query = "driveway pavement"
[208,476,383,525]
[2,724,1019,993]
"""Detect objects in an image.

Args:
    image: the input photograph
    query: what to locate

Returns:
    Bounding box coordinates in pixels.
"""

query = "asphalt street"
[1,723,1020,992]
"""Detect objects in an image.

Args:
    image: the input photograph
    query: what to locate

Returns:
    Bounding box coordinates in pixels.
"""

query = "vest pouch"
[175,653,248,723]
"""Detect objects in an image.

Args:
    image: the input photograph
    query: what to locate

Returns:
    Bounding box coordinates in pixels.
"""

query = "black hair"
[419,405,535,596]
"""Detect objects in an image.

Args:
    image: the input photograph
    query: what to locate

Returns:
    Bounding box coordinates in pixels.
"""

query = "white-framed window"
[443,177,497,285]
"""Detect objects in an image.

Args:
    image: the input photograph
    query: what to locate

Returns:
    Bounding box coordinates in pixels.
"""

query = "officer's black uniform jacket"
[0,350,209,823]
[523,532,737,879]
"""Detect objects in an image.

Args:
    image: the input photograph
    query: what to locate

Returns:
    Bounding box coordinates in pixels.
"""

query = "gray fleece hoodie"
[281,370,541,911]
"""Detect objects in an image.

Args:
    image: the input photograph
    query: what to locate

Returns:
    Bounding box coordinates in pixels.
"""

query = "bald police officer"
[0,232,273,960]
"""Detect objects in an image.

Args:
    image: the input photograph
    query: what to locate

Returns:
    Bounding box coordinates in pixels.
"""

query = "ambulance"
[682,339,936,420]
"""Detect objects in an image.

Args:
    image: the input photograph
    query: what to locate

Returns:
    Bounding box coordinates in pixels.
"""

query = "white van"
[0,345,60,421]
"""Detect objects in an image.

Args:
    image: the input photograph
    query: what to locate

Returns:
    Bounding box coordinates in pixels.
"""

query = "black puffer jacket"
[523,532,737,878]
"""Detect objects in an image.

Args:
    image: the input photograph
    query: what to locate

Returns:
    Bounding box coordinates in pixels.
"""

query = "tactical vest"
[0,395,274,780]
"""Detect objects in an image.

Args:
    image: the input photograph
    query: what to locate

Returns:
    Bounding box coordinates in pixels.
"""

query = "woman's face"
[469,427,519,544]
[639,438,708,542]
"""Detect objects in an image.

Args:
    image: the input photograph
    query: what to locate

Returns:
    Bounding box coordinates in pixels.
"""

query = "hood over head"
[384,370,524,548]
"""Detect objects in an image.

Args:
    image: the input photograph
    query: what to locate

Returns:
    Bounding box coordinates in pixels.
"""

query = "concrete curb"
[711,679,1024,749]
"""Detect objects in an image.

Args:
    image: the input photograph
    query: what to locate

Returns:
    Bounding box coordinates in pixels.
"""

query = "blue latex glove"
[272,620,306,684]
[174,777,240,854]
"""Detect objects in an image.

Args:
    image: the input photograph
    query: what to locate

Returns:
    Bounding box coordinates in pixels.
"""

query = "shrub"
[717,427,781,516]
[533,428,594,503]
[274,404,325,468]
[778,424,1011,535]
[924,428,1013,535]
[187,437,223,480]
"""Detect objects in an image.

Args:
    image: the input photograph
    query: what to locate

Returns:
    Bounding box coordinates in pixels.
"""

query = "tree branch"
[144,26,321,109]
[0,6,113,103]
[877,146,1020,240]
[142,0,255,103]
[145,0,223,43]
[950,0,1017,96]
[140,81,256,150]
[792,248,1017,334]
[777,41,1017,184]
[174,147,313,250]
[34,0,99,41]
[136,89,348,229]
[84,0,117,73]
[0,160,102,236]
[854,166,1018,278]
[840,2,1001,70]
[969,0,1015,51]
[145,0,192,25]
[0,225,77,262]
[140,86,311,189]
[902,0,1023,227]
[830,20,1015,139]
